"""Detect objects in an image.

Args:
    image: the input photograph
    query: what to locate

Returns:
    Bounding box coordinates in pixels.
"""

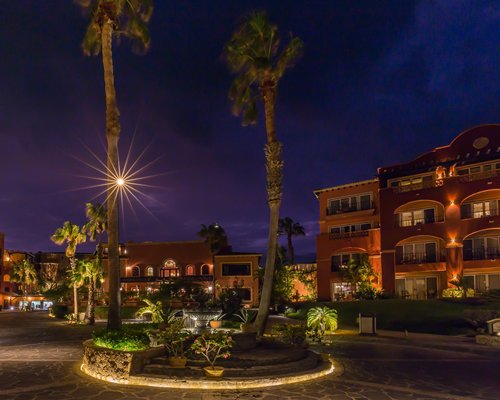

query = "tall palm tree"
[74,259,104,325]
[197,223,228,297]
[51,221,87,317]
[83,202,107,268]
[12,259,38,309]
[76,0,153,330]
[278,217,305,265]
[224,11,303,335]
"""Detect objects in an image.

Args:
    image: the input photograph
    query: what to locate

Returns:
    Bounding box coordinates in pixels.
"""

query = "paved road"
[0,311,499,400]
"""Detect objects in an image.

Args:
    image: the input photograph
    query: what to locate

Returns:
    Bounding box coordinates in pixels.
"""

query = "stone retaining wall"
[476,335,500,348]
[82,340,164,383]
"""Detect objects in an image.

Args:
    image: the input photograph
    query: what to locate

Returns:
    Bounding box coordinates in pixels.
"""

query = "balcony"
[458,169,500,183]
[464,248,500,261]
[396,252,445,265]
[326,202,373,216]
[395,215,444,227]
[393,180,436,193]
[121,275,212,283]
[329,230,369,240]
[461,207,499,219]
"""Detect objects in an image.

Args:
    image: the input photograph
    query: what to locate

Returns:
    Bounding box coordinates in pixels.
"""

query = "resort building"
[103,241,261,307]
[316,124,500,300]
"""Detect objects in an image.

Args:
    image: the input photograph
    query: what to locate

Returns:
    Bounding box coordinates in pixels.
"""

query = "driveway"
[0,311,499,399]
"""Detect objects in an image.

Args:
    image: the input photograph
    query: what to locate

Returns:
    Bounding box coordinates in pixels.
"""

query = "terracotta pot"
[210,320,222,329]
[168,356,187,368]
[240,323,256,333]
[203,366,224,378]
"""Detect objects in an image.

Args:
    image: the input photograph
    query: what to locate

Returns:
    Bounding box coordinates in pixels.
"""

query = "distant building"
[102,241,261,307]
[315,124,500,300]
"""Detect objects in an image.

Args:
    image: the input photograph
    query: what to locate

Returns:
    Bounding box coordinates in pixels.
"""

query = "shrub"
[354,285,381,300]
[49,304,68,319]
[463,309,500,329]
[307,306,338,341]
[271,323,306,346]
[159,319,191,357]
[190,331,233,368]
[92,325,151,351]
[484,289,500,301]
[136,299,165,323]
[442,288,475,298]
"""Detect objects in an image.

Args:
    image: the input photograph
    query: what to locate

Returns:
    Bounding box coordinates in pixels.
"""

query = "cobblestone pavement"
[1,311,499,400]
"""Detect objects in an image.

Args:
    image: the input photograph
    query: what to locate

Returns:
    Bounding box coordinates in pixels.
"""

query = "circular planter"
[203,366,225,378]
[168,356,187,368]
[232,332,257,352]
[210,320,222,329]
[240,323,256,333]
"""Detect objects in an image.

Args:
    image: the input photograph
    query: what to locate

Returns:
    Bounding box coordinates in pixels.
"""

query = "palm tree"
[75,259,104,325]
[51,221,87,317]
[12,259,38,309]
[76,0,153,330]
[224,11,303,335]
[197,223,228,255]
[278,217,305,265]
[83,202,107,268]
[197,224,228,298]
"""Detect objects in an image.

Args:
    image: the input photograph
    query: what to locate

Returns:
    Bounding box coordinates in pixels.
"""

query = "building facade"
[104,241,261,307]
[316,124,500,300]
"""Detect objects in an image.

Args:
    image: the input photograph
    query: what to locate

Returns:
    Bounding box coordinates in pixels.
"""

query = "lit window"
[146,266,154,277]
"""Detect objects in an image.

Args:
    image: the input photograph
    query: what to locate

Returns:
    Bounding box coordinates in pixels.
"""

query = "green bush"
[307,306,338,341]
[442,288,475,298]
[271,323,307,346]
[93,306,141,320]
[92,324,152,351]
[49,304,69,319]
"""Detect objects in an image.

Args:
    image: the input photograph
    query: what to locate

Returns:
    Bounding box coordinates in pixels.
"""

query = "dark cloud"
[0,1,498,258]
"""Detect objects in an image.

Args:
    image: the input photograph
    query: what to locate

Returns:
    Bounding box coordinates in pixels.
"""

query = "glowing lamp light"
[450,200,455,206]
[452,274,458,281]
[116,177,125,187]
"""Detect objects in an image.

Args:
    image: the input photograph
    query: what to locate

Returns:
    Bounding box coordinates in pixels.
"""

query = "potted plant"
[209,313,225,329]
[160,319,191,368]
[234,309,257,333]
[191,331,233,378]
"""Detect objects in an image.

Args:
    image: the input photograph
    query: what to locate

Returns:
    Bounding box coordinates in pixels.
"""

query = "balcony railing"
[329,230,369,240]
[394,180,436,193]
[396,252,444,265]
[458,169,500,183]
[395,215,444,227]
[461,207,499,219]
[463,248,500,261]
[121,275,212,283]
[326,202,373,216]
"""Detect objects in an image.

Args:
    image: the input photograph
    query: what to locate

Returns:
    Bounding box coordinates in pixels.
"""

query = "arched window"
[201,264,210,276]
[160,259,179,278]
[132,266,140,277]
[146,266,154,277]
[185,265,194,276]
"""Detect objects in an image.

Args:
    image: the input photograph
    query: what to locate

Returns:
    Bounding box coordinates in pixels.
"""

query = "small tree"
[191,331,233,369]
[339,254,379,300]
[307,306,338,341]
[137,299,165,323]
[12,259,38,309]
[74,259,103,325]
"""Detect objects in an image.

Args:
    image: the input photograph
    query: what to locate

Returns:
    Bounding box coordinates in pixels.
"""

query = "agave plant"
[137,299,165,323]
[307,307,338,339]
[233,309,257,324]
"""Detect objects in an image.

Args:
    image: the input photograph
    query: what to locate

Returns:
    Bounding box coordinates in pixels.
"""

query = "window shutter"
[395,246,403,264]
[425,242,437,262]
[424,208,435,224]
[463,239,472,260]
[461,203,471,219]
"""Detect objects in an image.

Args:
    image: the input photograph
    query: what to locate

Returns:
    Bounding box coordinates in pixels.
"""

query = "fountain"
[183,309,222,331]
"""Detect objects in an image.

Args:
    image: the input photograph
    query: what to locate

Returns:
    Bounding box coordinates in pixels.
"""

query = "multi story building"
[103,241,261,307]
[316,124,500,300]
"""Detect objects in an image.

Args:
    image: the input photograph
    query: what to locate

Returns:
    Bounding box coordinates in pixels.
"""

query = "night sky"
[0,1,498,260]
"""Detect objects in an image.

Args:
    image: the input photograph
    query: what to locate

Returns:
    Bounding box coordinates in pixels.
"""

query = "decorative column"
[445,241,463,289]
[381,251,395,294]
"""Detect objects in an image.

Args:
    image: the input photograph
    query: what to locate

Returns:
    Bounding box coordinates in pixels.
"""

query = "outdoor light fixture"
[116,177,125,186]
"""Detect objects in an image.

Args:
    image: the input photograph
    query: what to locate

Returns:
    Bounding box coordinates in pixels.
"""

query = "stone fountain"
[183,309,222,331]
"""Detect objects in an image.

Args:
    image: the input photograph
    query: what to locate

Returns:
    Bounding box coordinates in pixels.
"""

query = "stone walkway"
[1,311,499,399]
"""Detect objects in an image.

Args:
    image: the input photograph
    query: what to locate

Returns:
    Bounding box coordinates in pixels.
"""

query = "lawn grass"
[286,299,500,335]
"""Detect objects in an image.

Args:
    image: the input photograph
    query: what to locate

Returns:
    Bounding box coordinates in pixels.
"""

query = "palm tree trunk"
[102,19,122,331]
[87,277,95,325]
[254,83,283,336]
[70,257,78,316]
[287,233,295,265]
